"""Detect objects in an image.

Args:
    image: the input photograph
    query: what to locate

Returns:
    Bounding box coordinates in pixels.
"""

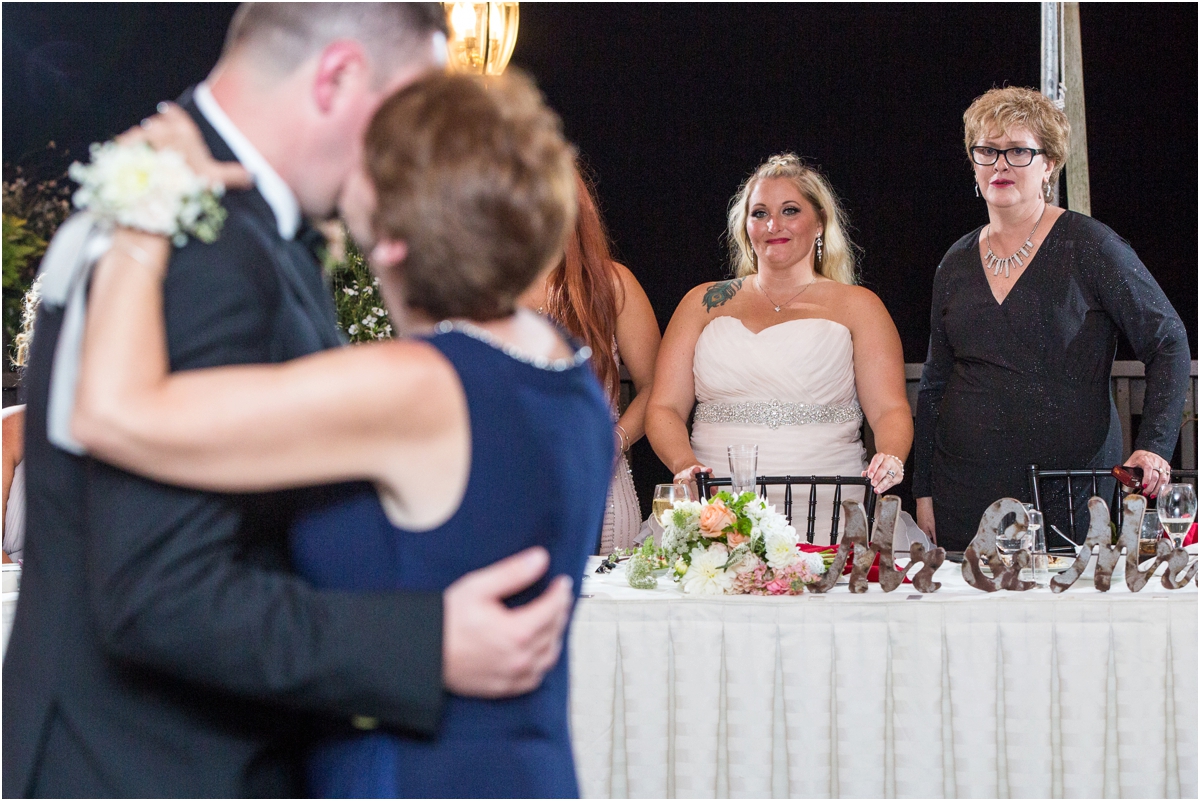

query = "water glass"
[997,511,1033,570]
[1158,483,1197,546]
[727,444,759,498]
[1139,508,1163,557]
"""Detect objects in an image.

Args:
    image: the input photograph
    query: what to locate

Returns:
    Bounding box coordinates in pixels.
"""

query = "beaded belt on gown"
[693,399,862,430]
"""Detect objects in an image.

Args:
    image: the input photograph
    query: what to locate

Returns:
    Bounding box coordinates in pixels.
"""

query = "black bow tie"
[295,221,328,261]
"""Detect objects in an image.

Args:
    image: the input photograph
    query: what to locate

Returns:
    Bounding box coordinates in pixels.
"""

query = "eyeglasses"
[970,146,1044,167]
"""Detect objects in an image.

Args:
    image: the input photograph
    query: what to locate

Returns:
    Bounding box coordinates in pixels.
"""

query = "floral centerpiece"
[656,491,828,595]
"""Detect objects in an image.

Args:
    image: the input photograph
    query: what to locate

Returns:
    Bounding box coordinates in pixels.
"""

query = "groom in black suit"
[3,5,575,797]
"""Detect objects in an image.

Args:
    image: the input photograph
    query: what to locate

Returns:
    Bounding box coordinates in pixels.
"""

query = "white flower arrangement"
[331,242,394,343]
[68,141,226,246]
[652,491,830,595]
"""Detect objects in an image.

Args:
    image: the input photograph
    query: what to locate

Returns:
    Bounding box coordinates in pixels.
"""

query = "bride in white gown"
[646,154,912,545]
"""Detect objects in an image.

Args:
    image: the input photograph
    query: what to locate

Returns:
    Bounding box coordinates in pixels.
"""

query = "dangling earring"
[815,234,824,262]
[1042,179,1052,201]
[974,182,980,198]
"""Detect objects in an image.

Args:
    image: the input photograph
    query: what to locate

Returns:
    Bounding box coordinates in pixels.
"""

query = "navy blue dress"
[290,324,614,798]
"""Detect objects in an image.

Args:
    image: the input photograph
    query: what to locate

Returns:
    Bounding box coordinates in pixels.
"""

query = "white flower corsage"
[68,141,227,246]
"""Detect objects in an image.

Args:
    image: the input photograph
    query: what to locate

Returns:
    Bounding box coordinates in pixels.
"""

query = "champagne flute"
[727,444,759,498]
[1022,504,1047,585]
[1158,483,1196,547]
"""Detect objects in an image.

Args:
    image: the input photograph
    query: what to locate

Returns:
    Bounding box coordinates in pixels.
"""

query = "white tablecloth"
[568,557,1197,798]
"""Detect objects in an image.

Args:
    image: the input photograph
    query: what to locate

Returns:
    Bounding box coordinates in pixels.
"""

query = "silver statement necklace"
[983,205,1046,278]
[757,274,817,313]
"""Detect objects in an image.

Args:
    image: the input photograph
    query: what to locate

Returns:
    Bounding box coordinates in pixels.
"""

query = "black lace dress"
[914,211,1191,550]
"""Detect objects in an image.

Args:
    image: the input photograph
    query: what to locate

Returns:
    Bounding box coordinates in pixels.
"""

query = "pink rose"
[698,499,737,538]
[764,576,791,595]
[727,530,750,547]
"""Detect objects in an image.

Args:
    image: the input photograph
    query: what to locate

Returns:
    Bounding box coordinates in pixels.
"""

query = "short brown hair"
[963,86,1070,183]
[364,71,577,321]
[224,3,446,81]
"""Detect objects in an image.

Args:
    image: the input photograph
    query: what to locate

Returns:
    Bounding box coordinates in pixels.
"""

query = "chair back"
[1026,465,1198,547]
[695,473,877,544]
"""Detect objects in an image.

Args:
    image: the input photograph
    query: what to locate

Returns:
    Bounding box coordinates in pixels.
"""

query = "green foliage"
[3,214,45,292]
[327,237,394,344]
[3,214,47,368]
[3,170,71,369]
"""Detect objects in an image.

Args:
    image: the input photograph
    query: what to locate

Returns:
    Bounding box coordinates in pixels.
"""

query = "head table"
[568,555,1196,799]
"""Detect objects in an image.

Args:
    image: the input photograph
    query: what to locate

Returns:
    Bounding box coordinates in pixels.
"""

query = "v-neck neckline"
[977,210,1067,307]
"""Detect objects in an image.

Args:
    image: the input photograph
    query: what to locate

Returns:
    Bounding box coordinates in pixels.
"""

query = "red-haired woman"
[520,167,661,553]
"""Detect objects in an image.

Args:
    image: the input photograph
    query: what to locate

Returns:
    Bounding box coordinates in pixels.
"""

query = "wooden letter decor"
[1119,494,1168,592]
[962,498,1036,592]
[1050,494,1198,592]
[807,501,872,593]
[807,496,946,594]
[1048,498,1110,592]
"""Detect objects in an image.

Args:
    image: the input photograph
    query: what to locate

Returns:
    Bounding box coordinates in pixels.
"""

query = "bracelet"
[117,242,158,269]
[877,453,905,477]
[615,424,630,452]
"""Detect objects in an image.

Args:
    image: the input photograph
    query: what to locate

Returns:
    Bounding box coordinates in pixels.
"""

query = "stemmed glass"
[1157,483,1196,547]
[652,483,692,529]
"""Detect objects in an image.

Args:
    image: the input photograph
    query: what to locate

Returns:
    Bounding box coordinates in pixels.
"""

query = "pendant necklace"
[984,205,1046,278]
[757,274,817,313]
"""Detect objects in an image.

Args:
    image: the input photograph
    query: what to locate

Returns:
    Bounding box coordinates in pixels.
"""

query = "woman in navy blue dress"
[72,73,613,797]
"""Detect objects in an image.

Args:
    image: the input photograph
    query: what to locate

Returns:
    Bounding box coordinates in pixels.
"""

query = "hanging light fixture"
[443,2,520,75]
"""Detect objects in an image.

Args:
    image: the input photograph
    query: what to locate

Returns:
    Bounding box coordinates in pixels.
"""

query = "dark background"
[5,3,1196,510]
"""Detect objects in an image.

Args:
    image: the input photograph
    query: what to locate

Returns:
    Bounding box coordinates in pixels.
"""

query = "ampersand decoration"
[962,498,1035,592]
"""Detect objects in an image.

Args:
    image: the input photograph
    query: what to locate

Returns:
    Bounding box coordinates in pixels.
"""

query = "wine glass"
[1158,483,1197,547]
[652,483,692,527]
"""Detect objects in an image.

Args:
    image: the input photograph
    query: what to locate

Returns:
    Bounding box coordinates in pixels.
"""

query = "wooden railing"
[900,361,1198,470]
[620,361,1199,470]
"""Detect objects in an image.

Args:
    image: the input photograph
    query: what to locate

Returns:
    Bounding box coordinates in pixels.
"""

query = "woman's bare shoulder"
[326,338,461,425]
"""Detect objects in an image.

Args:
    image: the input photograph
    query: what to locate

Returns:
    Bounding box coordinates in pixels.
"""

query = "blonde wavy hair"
[726,153,858,285]
[963,86,1070,185]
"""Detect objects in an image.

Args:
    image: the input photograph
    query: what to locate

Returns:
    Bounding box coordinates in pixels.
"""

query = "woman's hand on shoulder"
[118,102,253,191]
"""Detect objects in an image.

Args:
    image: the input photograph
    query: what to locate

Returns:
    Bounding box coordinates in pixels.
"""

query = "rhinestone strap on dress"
[435,319,592,372]
[693,399,863,430]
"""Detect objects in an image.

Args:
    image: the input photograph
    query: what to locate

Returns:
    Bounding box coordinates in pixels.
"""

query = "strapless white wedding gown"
[690,316,866,545]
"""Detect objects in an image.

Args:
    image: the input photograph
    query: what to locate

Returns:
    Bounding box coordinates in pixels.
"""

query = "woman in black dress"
[913,86,1190,550]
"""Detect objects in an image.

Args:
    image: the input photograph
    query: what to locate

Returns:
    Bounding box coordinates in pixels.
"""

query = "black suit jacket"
[3,95,444,798]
